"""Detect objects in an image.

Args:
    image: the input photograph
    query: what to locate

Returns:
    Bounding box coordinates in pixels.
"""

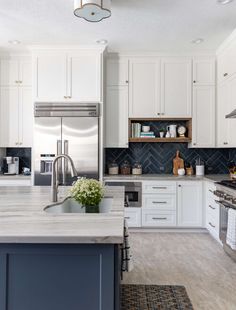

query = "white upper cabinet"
[217,73,236,148]
[19,60,32,86]
[105,86,128,148]
[161,57,192,118]
[217,39,236,84]
[106,58,129,86]
[0,87,19,147]
[193,57,215,86]
[0,57,32,87]
[34,52,67,101]
[177,181,203,227]
[191,86,215,148]
[0,86,33,148]
[19,87,33,147]
[33,49,103,102]
[105,57,129,148]
[68,52,101,102]
[129,58,161,118]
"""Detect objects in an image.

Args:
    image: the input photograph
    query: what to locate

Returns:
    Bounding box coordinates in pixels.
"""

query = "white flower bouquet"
[70,178,104,213]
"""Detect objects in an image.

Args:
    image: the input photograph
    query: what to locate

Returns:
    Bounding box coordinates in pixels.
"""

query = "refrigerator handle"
[57,140,62,181]
[63,140,69,185]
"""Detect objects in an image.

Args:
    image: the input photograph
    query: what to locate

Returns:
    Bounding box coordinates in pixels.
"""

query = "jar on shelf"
[108,161,119,175]
[120,161,131,175]
[132,162,142,175]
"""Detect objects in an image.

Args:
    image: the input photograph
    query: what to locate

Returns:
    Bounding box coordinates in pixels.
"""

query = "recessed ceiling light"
[192,38,204,44]
[8,40,21,45]
[217,0,233,4]
[96,39,108,45]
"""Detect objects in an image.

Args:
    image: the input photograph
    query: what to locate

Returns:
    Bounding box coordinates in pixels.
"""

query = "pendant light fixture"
[74,0,111,22]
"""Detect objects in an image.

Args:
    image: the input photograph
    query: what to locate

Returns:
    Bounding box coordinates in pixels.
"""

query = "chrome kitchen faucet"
[51,154,78,202]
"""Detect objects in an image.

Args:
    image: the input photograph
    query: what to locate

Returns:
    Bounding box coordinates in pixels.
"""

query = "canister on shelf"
[108,161,119,175]
[120,161,131,175]
[132,162,142,175]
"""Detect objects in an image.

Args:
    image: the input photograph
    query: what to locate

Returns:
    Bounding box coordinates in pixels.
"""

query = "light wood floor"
[122,232,236,310]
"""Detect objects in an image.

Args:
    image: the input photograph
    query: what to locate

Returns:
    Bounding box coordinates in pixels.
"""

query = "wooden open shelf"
[129,137,192,143]
[129,118,192,143]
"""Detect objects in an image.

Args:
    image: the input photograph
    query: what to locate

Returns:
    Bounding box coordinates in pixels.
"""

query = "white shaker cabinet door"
[105,86,128,148]
[68,52,101,102]
[177,181,203,227]
[0,59,19,86]
[193,57,215,86]
[19,87,33,147]
[216,75,236,148]
[34,52,67,101]
[0,87,19,147]
[106,58,129,86]
[19,60,32,87]
[191,86,215,148]
[129,58,161,118]
[161,57,192,118]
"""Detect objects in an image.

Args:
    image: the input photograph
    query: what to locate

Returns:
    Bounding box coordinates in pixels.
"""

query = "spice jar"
[132,162,142,175]
[108,161,119,175]
[120,161,131,175]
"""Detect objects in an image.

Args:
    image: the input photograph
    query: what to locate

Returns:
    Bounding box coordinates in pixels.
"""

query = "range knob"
[213,190,225,198]
[224,194,233,201]
[231,198,236,205]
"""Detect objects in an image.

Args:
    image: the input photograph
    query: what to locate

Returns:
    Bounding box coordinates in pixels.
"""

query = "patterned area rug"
[121,285,194,310]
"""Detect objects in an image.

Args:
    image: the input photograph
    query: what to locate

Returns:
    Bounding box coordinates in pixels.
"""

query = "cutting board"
[173,150,184,175]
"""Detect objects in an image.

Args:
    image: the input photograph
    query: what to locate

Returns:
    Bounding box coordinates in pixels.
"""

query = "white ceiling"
[0,0,236,52]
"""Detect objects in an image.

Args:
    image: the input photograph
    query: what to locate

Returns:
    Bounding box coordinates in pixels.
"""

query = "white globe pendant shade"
[74,0,111,22]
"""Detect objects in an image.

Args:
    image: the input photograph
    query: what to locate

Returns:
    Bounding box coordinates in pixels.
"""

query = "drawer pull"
[152,187,167,190]
[152,201,167,204]
[125,217,130,220]
[209,205,216,210]
[152,217,167,220]
[209,189,214,193]
[209,222,215,228]
[223,73,228,77]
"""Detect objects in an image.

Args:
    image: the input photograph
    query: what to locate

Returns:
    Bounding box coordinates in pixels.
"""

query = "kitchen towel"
[121,219,134,272]
[226,208,236,250]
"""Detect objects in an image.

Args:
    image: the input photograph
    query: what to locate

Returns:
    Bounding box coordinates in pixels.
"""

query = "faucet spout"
[51,154,78,202]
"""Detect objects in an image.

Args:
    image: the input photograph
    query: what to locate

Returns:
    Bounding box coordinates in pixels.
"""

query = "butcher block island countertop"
[0,186,125,244]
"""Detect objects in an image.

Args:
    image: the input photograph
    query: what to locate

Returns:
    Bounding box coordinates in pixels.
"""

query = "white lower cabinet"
[177,181,203,227]
[124,208,141,228]
[142,181,177,227]
[142,210,176,227]
[205,182,220,241]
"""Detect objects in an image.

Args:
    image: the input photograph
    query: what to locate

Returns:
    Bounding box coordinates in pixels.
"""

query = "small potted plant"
[159,128,165,138]
[70,178,105,213]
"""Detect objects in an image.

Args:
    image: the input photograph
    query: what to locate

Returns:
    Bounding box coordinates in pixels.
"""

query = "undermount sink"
[44,197,113,214]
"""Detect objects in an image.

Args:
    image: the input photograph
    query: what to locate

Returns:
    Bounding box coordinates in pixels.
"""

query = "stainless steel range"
[214,180,236,262]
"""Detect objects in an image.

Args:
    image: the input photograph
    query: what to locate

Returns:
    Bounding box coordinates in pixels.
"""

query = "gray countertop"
[104,174,231,183]
[0,186,124,244]
[0,174,31,180]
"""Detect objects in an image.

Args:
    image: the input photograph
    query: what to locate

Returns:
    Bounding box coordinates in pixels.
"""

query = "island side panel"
[0,243,120,310]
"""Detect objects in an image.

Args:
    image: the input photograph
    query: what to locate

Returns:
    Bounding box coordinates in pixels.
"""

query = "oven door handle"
[215,200,230,209]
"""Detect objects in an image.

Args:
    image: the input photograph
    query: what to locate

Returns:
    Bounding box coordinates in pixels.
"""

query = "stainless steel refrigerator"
[34,102,99,185]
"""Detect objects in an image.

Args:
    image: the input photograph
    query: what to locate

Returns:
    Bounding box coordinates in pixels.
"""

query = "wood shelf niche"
[129,118,192,143]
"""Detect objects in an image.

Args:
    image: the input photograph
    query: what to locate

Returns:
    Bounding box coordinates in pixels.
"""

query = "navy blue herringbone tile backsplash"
[105,144,236,174]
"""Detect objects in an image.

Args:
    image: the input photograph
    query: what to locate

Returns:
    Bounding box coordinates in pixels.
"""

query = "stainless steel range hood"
[226,109,236,118]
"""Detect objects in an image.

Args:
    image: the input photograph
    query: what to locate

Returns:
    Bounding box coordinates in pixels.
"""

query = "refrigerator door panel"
[62,117,99,183]
[34,117,62,185]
